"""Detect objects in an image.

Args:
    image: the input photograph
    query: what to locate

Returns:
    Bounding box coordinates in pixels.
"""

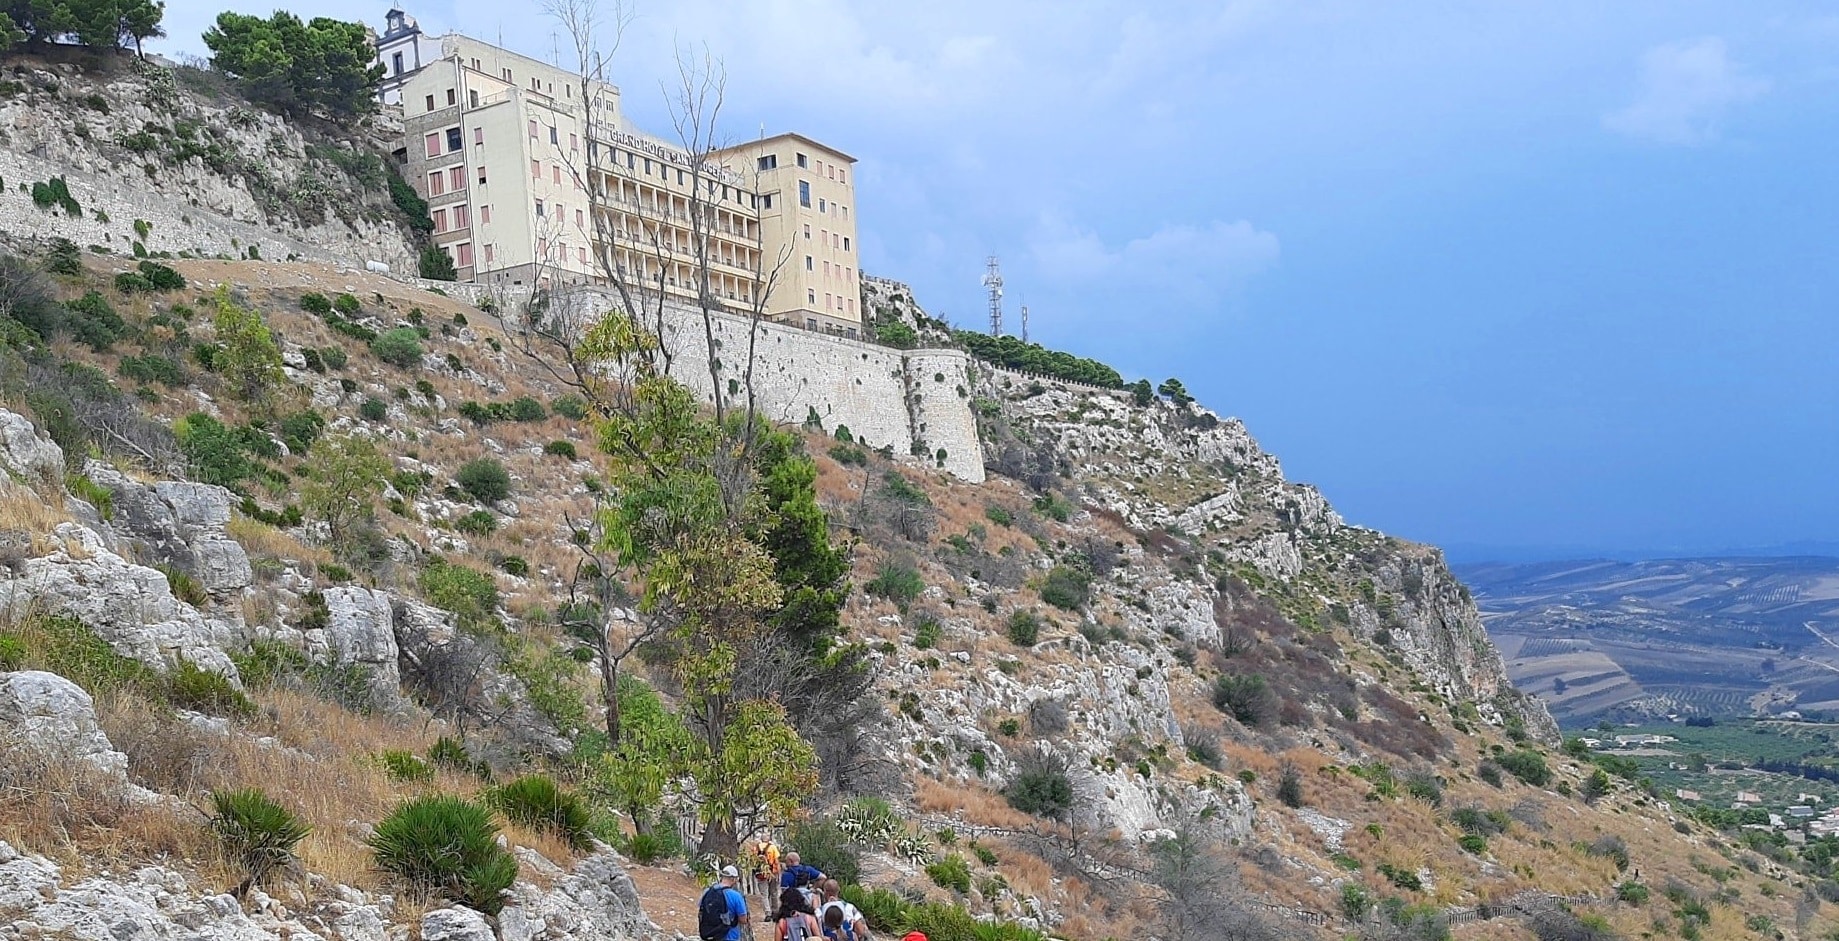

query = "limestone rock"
[84,461,254,596]
[0,408,64,489]
[0,670,128,779]
[421,906,496,941]
[320,586,403,708]
[498,849,661,941]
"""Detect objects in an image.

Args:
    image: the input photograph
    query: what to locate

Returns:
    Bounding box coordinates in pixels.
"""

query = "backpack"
[697,886,733,941]
[788,865,816,888]
[820,903,856,941]
[783,914,812,941]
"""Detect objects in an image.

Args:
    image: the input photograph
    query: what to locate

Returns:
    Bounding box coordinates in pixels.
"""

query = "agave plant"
[892,830,935,866]
[209,788,310,898]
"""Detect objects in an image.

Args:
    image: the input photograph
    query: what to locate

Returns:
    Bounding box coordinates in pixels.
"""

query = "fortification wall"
[436,282,986,482]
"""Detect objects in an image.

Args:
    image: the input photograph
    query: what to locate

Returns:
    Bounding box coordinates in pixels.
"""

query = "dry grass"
[0,486,72,536]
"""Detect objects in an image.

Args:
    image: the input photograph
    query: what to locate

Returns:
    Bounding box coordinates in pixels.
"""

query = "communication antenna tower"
[1020,302,1030,343]
[982,256,1004,337]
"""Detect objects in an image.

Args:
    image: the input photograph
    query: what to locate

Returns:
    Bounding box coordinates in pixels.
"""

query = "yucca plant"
[368,794,516,915]
[486,774,594,850]
[209,788,310,898]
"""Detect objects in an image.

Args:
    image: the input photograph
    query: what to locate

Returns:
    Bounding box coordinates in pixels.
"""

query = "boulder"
[421,906,497,941]
[0,671,127,779]
[498,848,660,941]
[319,587,403,708]
[0,408,64,489]
[84,461,253,596]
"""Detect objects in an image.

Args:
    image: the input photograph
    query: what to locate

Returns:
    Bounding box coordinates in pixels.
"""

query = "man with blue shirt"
[779,852,826,891]
[698,865,749,941]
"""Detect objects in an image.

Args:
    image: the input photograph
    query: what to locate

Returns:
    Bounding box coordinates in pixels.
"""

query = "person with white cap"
[697,864,750,941]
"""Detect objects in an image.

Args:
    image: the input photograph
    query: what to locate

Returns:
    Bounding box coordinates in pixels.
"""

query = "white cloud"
[1602,37,1768,145]
[1028,215,1280,304]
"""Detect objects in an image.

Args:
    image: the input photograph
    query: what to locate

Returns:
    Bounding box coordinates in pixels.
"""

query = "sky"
[157,2,1839,561]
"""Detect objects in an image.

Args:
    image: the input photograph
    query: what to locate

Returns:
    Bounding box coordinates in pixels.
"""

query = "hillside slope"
[0,247,1830,941]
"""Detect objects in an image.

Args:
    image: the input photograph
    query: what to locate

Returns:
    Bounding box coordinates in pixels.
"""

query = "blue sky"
[159,2,1839,559]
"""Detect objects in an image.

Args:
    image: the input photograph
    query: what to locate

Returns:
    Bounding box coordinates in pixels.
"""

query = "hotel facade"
[373,8,864,335]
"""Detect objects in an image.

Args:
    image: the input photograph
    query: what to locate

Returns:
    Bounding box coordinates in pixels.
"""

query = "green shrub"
[1378,861,1423,891]
[1341,883,1372,921]
[487,775,594,850]
[1005,753,1073,820]
[114,271,153,294]
[359,397,387,421]
[320,345,348,369]
[1276,762,1304,808]
[498,555,529,576]
[137,260,184,291]
[828,443,868,467]
[169,660,256,717]
[154,563,209,606]
[231,640,310,689]
[455,509,498,536]
[278,410,326,454]
[913,616,941,650]
[1005,610,1040,646]
[370,328,423,367]
[1477,761,1503,787]
[300,293,332,315]
[65,290,126,350]
[543,440,577,459]
[925,854,971,894]
[210,788,310,895]
[784,818,862,886]
[865,560,924,609]
[840,885,907,931]
[456,458,511,504]
[507,396,546,421]
[1497,749,1551,787]
[0,635,25,670]
[1212,673,1278,729]
[1616,881,1649,904]
[368,794,517,914]
[1039,565,1090,609]
[551,394,588,420]
[419,559,500,632]
[333,293,361,315]
[985,505,1015,527]
[379,749,435,783]
[622,830,674,864]
[1032,492,1072,522]
[427,736,478,775]
[119,353,183,386]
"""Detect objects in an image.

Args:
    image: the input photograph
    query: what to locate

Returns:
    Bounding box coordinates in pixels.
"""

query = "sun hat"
[720,864,740,879]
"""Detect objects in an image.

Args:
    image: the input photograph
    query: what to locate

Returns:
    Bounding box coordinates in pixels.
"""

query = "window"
[798,181,811,208]
[796,153,808,168]
[575,209,583,227]
[447,128,461,152]
[502,68,512,82]
[823,261,830,277]
[470,58,479,71]
[392,52,404,74]
[840,169,846,184]
[827,164,834,180]
[449,167,464,191]
[805,256,813,271]
[457,243,473,267]
[484,243,494,263]
[473,127,484,146]
[825,293,832,309]
[569,133,578,151]
[577,247,587,264]
[803,224,811,239]
[843,236,850,251]
[550,126,559,145]
[530,160,540,179]
[807,288,816,304]
[535,199,545,217]
[469,89,479,107]
[757,154,777,171]
[552,165,561,185]
[528,119,538,138]
[425,94,435,112]
[477,165,487,185]
[432,208,447,232]
[538,237,547,256]
[453,205,469,229]
[762,194,774,209]
[428,171,444,196]
[446,88,456,106]
[424,133,441,158]
[819,198,826,213]
[643,158,652,174]
[480,205,491,224]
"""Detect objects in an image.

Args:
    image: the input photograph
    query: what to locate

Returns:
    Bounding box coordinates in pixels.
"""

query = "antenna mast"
[1020,302,1030,343]
[982,256,1004,337]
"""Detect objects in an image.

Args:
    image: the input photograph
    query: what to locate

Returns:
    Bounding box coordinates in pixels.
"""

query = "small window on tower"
[447,128,462,152]
[796,153,808,168]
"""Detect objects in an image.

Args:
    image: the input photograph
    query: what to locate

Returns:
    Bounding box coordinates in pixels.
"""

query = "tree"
[2,0,162,52]
[1158,377,1193,407]
[299,433,388,551]
[203,11,382,121]
[418,244,457,281]
[210,286,284,406]
[582,676,691,832]
[1147,820,1281,941]
[1129,378,1153,406]
[0,12,27,51]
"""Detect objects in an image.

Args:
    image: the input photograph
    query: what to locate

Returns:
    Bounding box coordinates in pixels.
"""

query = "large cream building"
[374,9,863,335]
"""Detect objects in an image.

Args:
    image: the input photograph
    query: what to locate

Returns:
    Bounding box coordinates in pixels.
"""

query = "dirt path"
[626,863,706,937]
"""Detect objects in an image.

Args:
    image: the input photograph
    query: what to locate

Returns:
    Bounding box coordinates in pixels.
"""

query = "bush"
[1477,761,1504,787]
[1497,749,1551,787]
[1005,750,1073,820]
[359,397,387,421]
[507,396,546,421]
[551,394,588,420]
[320,345,348,369]
[785,818,862,885]
[370,328,423,367]
[420,559,500,632]
[1616,881,1649,904]
[985,505,1015,527]
[418,244,457,281]
[487,775,594,850]
[456,458,511,504]
[379,749,435,783]
[300,292,332,314]
[1039,565,1090,609]
[828,443,868,466]
[622,830,674,864]
[0,635,26,670]
[543,440,577,459]
[913,616,941,650]
[1276,762,1304,808]
[865,560,924,609]
[333,293,361,315]
[368,794,517,914]
[138,261,184,291]
[114,271,153,294]
[119,353,183,386]
[231,640,310,689]
[210,788,310,896]
[66,291,126,350]
[1458,833,1487,854]
[925,854,971,894]
[1341,883,1371,921]
[1212,673,1279,729]
[1005,610,1040,647]
[455,509,497,536]
[278,410,326,454]
[169,660,256,718]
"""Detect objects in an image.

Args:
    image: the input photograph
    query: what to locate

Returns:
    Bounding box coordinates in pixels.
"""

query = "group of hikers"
[698,838,926,941]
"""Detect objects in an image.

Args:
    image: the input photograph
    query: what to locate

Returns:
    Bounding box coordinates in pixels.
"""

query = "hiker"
[818,879,869,940]
[697,865,749,941]
[779,851,826,890]
[773,886,823,941]
[751,835,782,885]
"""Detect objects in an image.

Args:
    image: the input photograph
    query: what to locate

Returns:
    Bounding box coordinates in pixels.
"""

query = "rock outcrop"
[85,461,254,598]
[315,586,404,709]
[0,670,128,779]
